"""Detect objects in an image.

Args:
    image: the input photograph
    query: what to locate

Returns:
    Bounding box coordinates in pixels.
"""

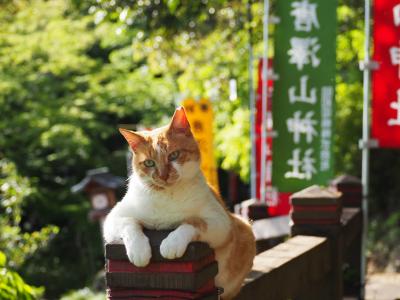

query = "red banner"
[255,59,290,216]
[372,0,400,148]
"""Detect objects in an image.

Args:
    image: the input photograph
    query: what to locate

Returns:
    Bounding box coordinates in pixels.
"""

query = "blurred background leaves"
[0,0,399,298]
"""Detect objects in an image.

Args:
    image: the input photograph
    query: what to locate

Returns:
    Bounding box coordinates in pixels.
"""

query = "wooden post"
[290,185,343,300]
[331,175,362,208]
[228,171,239,206]
[331,175,363,298]
[104,229,219,300]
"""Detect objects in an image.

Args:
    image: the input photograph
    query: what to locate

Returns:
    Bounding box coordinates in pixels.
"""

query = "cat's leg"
[121,219,152,267]
[215,215,256,299]
[103,204,152,267]
[198,216,232,249]
[159,214,231,259]
[160,223,198,259]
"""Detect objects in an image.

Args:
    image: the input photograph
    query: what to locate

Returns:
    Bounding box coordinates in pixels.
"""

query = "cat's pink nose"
[159,170,169,181]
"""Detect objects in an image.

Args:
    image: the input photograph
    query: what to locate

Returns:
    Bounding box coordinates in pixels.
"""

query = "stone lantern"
[72,167,125,226]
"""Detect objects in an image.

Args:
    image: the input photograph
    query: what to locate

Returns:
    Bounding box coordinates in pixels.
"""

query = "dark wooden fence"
[236,175,363,300]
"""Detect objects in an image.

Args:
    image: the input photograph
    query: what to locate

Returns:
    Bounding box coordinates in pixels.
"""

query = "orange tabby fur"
[105,107,256,299]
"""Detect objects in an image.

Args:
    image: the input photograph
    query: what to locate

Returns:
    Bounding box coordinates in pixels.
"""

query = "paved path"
[365,273,400,300]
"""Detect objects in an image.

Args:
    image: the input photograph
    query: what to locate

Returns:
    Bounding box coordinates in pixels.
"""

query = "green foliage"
[334,2,364,176]
[84,0,253,181]
[60,287,106,300]
[368,211,400,271]
[0,252,5,267]
[0,251,44,300]
[0,159,52,299]
[216,108,251,180]
[0,252,44,300]
[0,160,59,268]
[0,0,175,297]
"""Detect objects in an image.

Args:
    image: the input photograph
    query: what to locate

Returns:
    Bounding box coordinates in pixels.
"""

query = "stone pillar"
[290,185,343,300]
[331,175,363,299]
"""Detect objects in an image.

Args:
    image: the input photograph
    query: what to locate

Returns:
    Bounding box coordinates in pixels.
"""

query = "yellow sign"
[182,98,219,191]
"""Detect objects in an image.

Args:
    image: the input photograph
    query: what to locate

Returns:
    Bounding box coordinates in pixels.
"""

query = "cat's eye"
[143,159,156,167]
[168,150,180,161]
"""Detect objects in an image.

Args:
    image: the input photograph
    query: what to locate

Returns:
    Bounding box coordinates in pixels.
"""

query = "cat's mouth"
[157,179,176,187]
[149,183,166,190]
[148,179,177,190]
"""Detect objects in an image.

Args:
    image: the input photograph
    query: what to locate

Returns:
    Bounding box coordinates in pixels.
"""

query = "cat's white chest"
[126,186,204,230]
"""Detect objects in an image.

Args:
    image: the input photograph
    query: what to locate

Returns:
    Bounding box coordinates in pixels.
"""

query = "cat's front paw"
[125,236,152,267]
[160,231,190,259]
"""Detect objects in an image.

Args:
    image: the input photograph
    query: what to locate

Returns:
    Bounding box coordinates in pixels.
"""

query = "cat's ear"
[169,107,191,135]
[119,128,145,152]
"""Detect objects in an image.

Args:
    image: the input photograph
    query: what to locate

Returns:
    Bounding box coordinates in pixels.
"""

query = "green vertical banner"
[272,0,337,192]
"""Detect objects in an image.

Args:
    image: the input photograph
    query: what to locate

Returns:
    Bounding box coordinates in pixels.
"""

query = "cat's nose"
[158,169,169,181]
[159,174,169,182]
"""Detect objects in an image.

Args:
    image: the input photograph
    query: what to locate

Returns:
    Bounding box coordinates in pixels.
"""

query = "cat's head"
[119,107,201,189]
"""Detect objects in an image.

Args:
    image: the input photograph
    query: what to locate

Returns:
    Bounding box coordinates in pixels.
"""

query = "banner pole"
[260,0,270,204]
[247,0,257,200]
[361,0,372,297]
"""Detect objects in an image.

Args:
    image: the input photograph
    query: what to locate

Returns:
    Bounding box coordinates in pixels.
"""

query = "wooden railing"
[236,175,363,300]
[103,175,362,300]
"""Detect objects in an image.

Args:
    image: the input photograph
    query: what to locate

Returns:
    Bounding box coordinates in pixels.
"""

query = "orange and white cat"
[103,107,256,299]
